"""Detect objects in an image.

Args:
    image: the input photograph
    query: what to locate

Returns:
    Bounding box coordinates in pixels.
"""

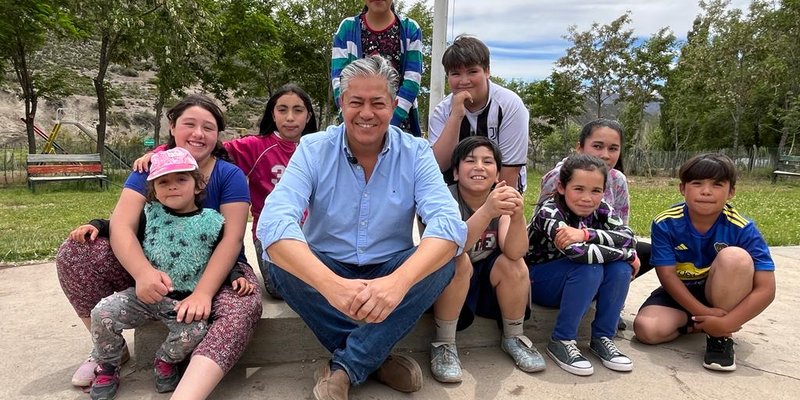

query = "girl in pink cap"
[83,146,254,399]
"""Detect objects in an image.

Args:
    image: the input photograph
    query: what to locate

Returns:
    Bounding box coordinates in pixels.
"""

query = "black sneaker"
[703,335,736,371]
[89,363,120,400]
[617,311,628,331]
[154,358,180,393]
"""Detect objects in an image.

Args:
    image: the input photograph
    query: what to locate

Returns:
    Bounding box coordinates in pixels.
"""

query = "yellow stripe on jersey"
[722,204,747,228]
[675,262,710,281]
[655,205,684,223]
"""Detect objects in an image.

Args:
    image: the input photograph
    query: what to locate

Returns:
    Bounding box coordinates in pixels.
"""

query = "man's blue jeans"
[530,258,631,340]
[269,247,455,385]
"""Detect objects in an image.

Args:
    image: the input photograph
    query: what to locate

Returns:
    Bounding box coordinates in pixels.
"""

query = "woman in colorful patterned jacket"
[331,0,423,136]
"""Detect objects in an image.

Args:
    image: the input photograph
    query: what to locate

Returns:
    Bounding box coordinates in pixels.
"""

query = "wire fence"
[534,145,780,178]
[0,142,787,187]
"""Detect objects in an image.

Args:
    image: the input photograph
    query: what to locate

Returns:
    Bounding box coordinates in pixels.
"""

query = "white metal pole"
[429,0,449,122]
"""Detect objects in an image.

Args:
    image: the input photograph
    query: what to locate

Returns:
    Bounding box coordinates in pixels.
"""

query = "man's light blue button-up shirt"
[256,124,467,265]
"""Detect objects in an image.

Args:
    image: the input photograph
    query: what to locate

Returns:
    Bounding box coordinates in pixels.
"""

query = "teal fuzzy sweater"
[142,203,225,293]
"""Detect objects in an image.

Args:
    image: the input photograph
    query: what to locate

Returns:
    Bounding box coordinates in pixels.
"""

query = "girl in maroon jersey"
[133,84,318,299]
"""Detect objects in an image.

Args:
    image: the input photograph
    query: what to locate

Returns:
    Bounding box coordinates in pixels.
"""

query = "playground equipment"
[25,108,130,168]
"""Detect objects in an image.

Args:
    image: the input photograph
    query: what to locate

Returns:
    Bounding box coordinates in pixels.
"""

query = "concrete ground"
[2,246,799,399]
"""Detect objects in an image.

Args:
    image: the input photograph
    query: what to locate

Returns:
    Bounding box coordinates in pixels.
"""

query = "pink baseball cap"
[147,147,199,181]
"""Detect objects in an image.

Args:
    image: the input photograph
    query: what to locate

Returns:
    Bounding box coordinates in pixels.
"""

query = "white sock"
[433,318,458,344]
[502,317,525,338]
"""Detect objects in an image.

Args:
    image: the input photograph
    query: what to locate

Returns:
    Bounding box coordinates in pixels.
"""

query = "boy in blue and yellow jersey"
[633,153,775,372]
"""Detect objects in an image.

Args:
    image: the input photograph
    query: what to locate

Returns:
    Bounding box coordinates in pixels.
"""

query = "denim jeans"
[269,247,455,385]
[530,258,631,340]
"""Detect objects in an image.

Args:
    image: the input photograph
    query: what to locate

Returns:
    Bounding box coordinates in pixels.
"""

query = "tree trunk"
[778,126,788,155]
[153,92,165,145]
[11,38,38,154]
[94,33,116,160]
[24,97,37,154]
[731,110,740,153]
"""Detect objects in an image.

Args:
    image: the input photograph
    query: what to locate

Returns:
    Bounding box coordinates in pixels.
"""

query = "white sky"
[422,0,753,81]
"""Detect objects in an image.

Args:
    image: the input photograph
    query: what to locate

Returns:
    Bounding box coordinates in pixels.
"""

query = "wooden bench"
[772,155,800,183]
[26,153,108,192]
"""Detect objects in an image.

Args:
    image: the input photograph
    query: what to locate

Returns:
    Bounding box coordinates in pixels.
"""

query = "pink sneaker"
[71,356,98,387]
[71,346,130,387]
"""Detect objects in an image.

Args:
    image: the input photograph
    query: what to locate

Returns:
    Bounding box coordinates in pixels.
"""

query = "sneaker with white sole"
[703,335,736,371]
[546,339,593,376]
[430,342,462,383]
[501,335,546,372]
[589,336,633,372]
[72,345,130,387]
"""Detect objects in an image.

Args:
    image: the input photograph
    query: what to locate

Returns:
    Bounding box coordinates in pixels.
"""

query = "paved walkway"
[2,246,799,399]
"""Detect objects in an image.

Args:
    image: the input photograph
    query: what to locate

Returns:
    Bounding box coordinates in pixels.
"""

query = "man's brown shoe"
[375,354,423,393]
[313,362,350,400]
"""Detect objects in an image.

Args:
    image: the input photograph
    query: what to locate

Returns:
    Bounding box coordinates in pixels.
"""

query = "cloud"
[422,0,754,80]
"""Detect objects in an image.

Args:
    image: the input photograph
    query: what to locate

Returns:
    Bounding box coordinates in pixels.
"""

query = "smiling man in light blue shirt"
[256,55,467,400]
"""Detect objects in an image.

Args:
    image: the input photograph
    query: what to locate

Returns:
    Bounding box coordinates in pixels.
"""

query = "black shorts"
[640,282,711,334]
[457,250,531,331]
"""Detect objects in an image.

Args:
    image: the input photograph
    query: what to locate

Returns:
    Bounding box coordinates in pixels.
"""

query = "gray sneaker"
[430,342,462,383]
[501,335,546,372]
[546,339,593,376]
[590,336,633,372]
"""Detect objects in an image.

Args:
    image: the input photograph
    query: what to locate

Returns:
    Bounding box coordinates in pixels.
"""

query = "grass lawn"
[1,173,799,265]
[524,172,800,247]
[0,183,122,264]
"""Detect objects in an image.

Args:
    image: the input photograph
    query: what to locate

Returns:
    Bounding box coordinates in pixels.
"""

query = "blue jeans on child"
[530,258,631,340]
[269,247,455,385]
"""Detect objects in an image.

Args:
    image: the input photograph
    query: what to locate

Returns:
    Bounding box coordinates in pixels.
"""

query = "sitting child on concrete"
[633,153,776,371]
[83,147,253,400]
[527,153,639,376]
[429,136,543,383]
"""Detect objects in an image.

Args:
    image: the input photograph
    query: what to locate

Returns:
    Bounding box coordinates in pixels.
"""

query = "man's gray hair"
[339,55,399,101]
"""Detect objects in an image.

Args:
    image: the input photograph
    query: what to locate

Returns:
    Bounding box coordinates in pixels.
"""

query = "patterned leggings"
[92,287,208,365]
[56,238,262,373]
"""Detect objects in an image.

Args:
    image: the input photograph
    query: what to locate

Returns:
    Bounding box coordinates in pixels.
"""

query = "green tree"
[558,13,634,119]
[526,72,584,158]
[270,0,361,125]
[200,0,282,102]
[68,0,152,159]
[619,27,677,173]
[765,0,800,154]
[143,0,218,144]
[0,1,77,153]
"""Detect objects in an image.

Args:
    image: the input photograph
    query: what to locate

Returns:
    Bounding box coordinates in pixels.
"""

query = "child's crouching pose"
[527,154,639,376]
[633,153,775,371]
[87,147,253,400]
[430,137,543,383]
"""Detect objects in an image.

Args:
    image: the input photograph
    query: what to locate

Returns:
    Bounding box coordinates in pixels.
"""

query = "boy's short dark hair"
[679,153,737,189]
[451,136,502,174]
[442,34,490,73]
[146,169,207,209]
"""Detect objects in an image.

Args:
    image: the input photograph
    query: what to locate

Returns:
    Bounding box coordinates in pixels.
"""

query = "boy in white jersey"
[428,34,529,192]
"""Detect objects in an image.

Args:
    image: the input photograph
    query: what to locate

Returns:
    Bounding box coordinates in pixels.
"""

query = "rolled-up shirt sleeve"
[413,143,467,254]
[255,139,314,259]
